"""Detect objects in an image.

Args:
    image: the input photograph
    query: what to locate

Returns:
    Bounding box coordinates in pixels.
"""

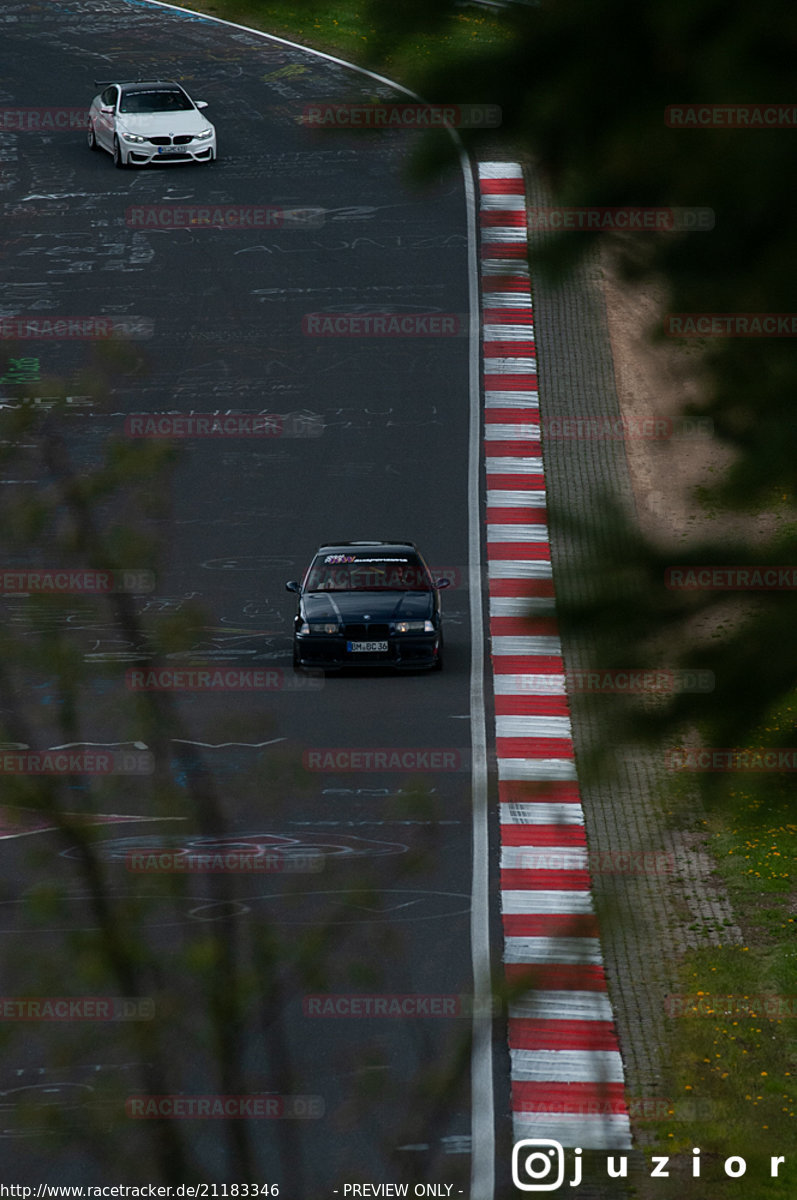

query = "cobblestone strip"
[478,162,631,1151]
[520,168,743,1114]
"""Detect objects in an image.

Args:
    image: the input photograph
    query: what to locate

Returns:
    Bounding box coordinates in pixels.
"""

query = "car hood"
[302,591,433,622]
[117,111,212,135]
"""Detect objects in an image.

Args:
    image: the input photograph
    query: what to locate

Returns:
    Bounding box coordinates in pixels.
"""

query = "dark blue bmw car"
[286,541,449,672]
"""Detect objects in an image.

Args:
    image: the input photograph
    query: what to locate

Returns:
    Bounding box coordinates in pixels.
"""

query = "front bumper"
[123,136,216,165]
[294,633,441,671]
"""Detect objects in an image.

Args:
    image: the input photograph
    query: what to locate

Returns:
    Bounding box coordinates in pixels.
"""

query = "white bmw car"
[87,79,216,167]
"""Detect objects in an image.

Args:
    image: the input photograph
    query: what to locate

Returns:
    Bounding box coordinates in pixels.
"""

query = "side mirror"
[435,578,452,590]
[100,105,114,114]
[195,100,209,110]
[285,580,301,593]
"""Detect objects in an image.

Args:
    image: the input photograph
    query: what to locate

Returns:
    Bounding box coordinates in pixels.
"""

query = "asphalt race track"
[0,0,505,1193]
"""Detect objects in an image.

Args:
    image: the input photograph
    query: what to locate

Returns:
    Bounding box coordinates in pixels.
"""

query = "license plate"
[347,640,388,653]
[157,145,185,154]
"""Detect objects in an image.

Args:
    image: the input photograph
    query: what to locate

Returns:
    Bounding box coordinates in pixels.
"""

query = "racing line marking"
[478,163,631,1151]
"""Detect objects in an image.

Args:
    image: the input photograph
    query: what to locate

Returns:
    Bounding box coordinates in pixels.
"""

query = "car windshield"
[305,554,431,592]
[120,89,193,114]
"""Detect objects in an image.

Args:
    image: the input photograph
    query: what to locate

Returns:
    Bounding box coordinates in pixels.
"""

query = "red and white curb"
[478,162,631,1151]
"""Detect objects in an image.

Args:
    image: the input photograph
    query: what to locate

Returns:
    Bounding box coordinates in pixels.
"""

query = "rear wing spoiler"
[93,78,180,87]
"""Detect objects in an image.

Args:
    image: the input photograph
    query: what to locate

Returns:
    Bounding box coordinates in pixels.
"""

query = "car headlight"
[195,129,213,140]
[120,131,146,143]
[299,622,339,635]
[394,620,434,634]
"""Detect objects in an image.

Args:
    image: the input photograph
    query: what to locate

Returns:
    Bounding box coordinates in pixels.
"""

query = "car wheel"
[434,640,444,671]
[292,643,302,671]
[87,124,99,152]
[113,137,127,169]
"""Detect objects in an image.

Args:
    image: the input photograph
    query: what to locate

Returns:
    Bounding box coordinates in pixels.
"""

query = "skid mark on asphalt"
[58,830,409,863]
[0,888,469,932]
[0,808,184,841]
[171,737,286,749]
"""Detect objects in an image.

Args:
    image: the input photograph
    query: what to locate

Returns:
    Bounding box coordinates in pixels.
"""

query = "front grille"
[173,135,193,145]
[344,623,390,640]
[148,136,171,146]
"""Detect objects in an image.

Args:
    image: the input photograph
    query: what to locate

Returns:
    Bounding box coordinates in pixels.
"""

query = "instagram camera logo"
[512,1139,566,1191]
